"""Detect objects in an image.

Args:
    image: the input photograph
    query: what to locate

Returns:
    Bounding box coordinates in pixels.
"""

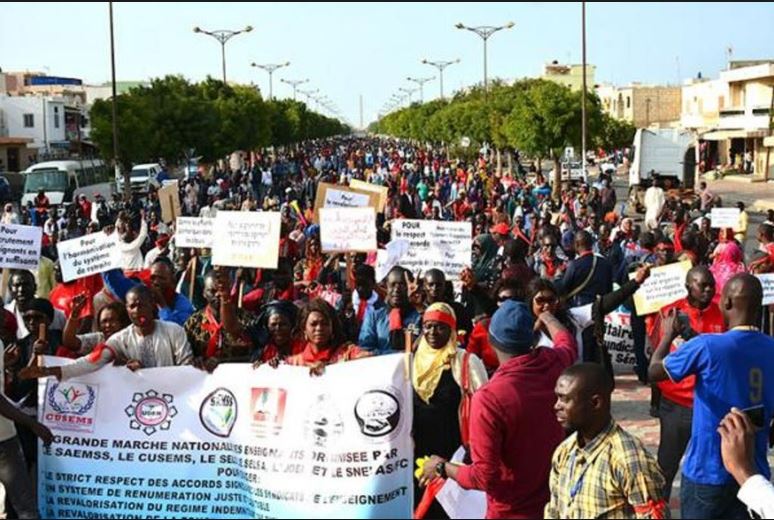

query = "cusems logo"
[200,387,237,438]
[43,382,98,433]
[125,390,177,436]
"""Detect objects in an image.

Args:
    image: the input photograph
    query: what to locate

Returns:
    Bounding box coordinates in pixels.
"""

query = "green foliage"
[89,75,348,166]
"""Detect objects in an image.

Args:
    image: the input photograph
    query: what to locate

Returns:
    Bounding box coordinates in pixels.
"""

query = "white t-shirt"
[0,339,17,442]
[536,304,593,361]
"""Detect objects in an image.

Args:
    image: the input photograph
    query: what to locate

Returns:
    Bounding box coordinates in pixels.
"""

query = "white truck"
[628,128,697,211]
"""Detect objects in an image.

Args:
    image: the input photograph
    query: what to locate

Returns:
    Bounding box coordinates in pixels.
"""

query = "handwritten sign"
[57,232,121,283]
[319,207,377,253]
[349,179,389,212]
[211,211,281,268]
[175,217,214,249]
[757,273,774,306]
[391,220,472,280]
[630,260,691,316]
[159,181,181,224]
[376,239,411,282]
[313,182,380,223]
[710,207,741,230]
[0,223,41,271]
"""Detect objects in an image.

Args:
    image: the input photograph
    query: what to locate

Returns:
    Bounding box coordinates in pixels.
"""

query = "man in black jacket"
[555,230,613,308]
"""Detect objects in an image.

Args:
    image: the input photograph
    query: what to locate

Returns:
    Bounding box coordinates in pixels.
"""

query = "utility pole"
[109,1,127,199]
[193,25,253,84]
[359,94,363,130]
[251,62,290,100]
[406,76,435,103]
[280,78,308,101]
[421,59,460,100]
[581,2,587,184]
[455,21,515,96]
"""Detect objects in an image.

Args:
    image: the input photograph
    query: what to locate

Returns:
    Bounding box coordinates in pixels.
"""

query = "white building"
[0,95,68,155]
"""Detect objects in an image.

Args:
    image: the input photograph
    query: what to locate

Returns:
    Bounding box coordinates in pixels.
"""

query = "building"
[680,61,774,177]
[597,83,683,128]
[0,95,72,162]
[1,71,86,106]
[540,61,595,92]
[83,81,147,105]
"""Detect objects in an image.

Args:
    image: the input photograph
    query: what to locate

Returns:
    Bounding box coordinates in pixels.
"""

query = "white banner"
[390,220,472,280]
[57,232,122,282]
[757,273,774,306]
[710,208,740,230]
[175,217,214,249]
[212,211,281,269]
[38,355,412,519]
[324,188,371,209]
[320,207,377,253]
[602,307,650,374]
[0,223,42,271]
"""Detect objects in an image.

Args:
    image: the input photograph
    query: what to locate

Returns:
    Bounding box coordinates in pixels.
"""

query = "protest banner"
[390,220,472,280]
[349,179,389,212]
[710,207,741,229]
[175,217,214,249]
[313,183,380,223]
[0,223,42,271]
[159,181,182,224]
[319,207,377,253]
[37,355,413,519]
[57,232,121,283]
[630,260,691,316]
[757,273,774,306]
[602,305,651,374]
[212,211,281,269]
[375,240,410,282]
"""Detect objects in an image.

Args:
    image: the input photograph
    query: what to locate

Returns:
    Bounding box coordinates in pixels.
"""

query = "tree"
[595,113,636,152]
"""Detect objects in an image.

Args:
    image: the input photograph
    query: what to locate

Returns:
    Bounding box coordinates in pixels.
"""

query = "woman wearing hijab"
[709,228,745,298]
[461,234,501,321]
[294,234,324,287]
[253,301,304,364]
[412,302,487,518]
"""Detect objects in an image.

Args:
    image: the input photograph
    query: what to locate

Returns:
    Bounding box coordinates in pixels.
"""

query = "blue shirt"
[358,302,421,356]
[664,330,774,485]
[102,269,195,327]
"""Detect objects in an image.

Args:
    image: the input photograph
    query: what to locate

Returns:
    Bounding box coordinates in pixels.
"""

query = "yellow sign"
[630,260,692,316]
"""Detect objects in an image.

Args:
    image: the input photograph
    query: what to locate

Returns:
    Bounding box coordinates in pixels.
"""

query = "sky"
[2,2,773,128]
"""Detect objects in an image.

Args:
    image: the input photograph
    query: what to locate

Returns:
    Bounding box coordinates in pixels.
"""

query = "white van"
[21,159,113,206]
[117,163,162,194]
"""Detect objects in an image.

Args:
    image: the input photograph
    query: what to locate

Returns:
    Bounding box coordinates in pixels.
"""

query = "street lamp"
[280,78,308,101]
[454,21,515,93]
[251,61,290,101]
[398,87,417,104]
[108,2,127,199]
[193,25,253,84]
[421,58,460,100]
[406,76,435,103]
[298,88,319,105]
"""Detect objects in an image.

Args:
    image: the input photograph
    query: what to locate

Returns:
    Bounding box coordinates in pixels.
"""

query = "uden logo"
[251,388,287,437]
[200,388,237,438]
[43,382,98,433]
[125,390,177,436]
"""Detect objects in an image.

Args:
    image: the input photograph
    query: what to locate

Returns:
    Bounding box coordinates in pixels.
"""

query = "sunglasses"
[534,295,558,306]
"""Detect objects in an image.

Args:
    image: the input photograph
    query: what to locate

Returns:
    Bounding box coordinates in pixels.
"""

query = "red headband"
[423,310,456,330]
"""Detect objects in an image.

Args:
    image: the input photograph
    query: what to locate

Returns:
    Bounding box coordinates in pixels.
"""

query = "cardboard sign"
[175,217,214,249]
[159,181,181,224]
[57,232,121,283]
[390,220,472,280]
[211,211,281,268]
[319,207,377,253]
[710,208,741,230]
[349,179,389,212]
[630,260,692,316]
[375,239,411,282]
[0,223,42,271]
[313,182,380,223]
[757,273,774,306]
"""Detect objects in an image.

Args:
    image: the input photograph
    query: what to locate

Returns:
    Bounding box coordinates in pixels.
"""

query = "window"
[626,96,631,108]
[54,114,60,128]
[23,114,34,127]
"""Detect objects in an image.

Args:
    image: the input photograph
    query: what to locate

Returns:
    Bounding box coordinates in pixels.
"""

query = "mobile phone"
[741,404,766,430]
[676,312,697,341]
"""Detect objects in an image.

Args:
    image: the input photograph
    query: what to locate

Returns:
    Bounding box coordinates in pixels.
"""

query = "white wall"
[0,95,66,149]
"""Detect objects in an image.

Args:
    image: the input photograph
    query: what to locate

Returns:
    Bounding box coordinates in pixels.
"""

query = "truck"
[628,128,697,211]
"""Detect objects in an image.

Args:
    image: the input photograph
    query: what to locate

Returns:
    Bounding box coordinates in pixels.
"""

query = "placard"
[390,220,472,280]
[175,217,214,249]
[57,232,121,282]
[630,260,691,316]
[211,211,281,268]
[159,181,181,224]
[0,223,42,270]
[313,183,380,223]
[757,273,774,306]
[319,207,377,253]
[376,240,411,283]
[349,179,389,212]
[710,207,741,230]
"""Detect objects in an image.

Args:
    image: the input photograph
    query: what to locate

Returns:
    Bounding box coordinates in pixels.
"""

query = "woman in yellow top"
[412,302,487,517]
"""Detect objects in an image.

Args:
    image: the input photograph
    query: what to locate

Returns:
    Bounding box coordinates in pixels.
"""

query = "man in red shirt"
[647,264,725,500]
[420,300,577,518]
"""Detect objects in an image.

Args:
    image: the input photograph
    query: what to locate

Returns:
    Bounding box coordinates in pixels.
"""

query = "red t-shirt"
[467,319,499,374]
[49,274,104,320]
[648,298,725,407]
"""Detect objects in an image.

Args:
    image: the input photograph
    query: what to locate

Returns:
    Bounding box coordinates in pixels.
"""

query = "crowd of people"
[1,135,774,519]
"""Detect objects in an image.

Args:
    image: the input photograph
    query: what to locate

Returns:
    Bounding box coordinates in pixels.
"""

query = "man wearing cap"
[420,301,578,518]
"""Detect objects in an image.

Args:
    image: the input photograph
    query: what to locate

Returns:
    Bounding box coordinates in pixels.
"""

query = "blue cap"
[489,300,535,355]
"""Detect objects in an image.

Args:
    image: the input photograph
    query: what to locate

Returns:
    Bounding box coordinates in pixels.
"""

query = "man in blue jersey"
[649,273,774,519]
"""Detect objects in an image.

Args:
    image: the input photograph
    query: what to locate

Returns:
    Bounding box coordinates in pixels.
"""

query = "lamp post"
[454,21,515,93]
[280,78,308,101]
[581,2,587,181]
[398,87,417,105]
[192,25,253,84]
[251,61,290,100]
[421,58,460,100]
[406,76,435,103]
[108,1,127,199]
[298,88,319,105]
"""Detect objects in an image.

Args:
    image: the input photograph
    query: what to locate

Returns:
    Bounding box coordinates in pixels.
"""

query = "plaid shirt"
[545,420,669,519]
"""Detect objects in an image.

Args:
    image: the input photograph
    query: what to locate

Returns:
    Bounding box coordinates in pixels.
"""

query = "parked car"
[117,163,162,194]
[560,161,587,184]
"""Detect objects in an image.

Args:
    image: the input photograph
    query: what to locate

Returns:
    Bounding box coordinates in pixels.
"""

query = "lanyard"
[568,449,592,501]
